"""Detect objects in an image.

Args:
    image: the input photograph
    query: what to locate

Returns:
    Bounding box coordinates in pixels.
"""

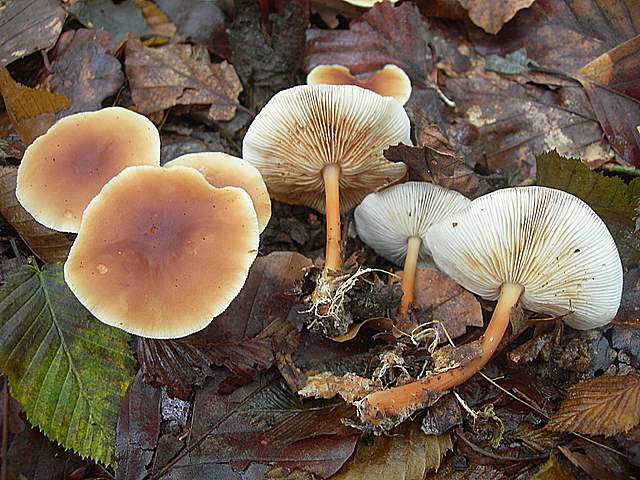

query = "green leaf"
[0,263,135,465]
[536,150,640,266]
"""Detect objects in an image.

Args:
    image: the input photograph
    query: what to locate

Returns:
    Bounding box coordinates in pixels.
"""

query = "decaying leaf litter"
[0,0,639,479]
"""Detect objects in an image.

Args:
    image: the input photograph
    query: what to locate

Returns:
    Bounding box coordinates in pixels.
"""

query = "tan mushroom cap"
[343,0,399,7]
[16,107,160,233]
[242,84,410,214]
[64,166,259,339]
[355,182,470,265]
[307,64,412,105]
[164,152,272,232]
[427,186,623,330]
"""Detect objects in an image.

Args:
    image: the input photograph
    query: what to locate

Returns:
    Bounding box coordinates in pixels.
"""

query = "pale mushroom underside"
[427,186,623,329]
[242,84,410,213]
[355,181,471,266]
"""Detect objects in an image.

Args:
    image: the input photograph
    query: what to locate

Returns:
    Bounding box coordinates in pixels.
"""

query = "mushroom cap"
[16,107,160,233]
[64,165,259,339]
[342,0,399,7]
[426,186,623,330]
[164,152,271,232]
[307,64,412,105]
[355,181,470,266]
[242,84,410,214]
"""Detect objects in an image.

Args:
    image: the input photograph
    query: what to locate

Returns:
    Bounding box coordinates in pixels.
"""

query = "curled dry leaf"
[125,37,242,121]
[298,372,382,403]
[0,167,72,262]
[432,340,484,371]
[457,0,536,35]
[0,66,69,144]
[332,422,452,480]
[546,374,640,437]
[0,0,65,66]
[132,0,177,46]
[44,29,124,116]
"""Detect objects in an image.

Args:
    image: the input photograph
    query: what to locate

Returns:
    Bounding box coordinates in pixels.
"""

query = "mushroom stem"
[361,282,524,421]
[322,164,342,272]
[397,236,422,319]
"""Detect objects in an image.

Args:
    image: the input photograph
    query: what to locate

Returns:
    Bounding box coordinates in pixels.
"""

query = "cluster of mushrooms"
[15,63,623,424]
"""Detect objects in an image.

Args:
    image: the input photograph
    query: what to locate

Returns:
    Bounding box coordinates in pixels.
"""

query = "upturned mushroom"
[307,64,412,105]
[16,107,160,232]
[360,186,623,421]
[164,152,271,232]
[243,84,410,274]
[354,181,470,320]
[64,165,259,339]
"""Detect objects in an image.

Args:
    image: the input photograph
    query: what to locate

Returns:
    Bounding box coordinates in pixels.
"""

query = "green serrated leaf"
[0,263,135,465]
[537,150,640,267]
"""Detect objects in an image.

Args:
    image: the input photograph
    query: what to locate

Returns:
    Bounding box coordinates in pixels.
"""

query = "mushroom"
[307,64,412,105]
[343,0,399,7]
[16,107,160,233]
[64,165,259,339]
[243,84,410,274]
[360,186,623,421]
[164,152,271,232]
[354,181,470,320]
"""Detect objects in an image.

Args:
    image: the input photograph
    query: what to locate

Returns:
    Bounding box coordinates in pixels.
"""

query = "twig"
[455,428,547,462]
[601,163,640,177]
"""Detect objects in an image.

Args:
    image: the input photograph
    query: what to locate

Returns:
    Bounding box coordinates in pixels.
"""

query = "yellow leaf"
[0,66,69,144]
[546,375,640,437]
[531,455,576,480]
[333,422,452,479]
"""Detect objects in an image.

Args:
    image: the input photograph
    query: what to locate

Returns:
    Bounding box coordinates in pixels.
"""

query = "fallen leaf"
[332,422,452,480]
[536,150,640,267]
[614,266,640,326]
[125,37,242,121]
[306,2,432,85]
[445,72,605,178]
[0,263,136,465]
[577,36,640,167]
[182,373,358,479]
[298,372,381,402]
[546,374,640,437]
[530,454,575,480]
[512,422,563,453]
[132,0,176,46]
[0,167,72,262]
[421,393,463,436]
[67,0,154,51]
[230,0,308,95]
[559,439,636,480]
[508,332,553,365]
[138,252,310,398]
[0,65,69,143]
[457,0,535,35]
[44,29,124,116]
[410,268,484,340]
[0,0,65,66]
[115,370,161,480]
[425,464,505,479]
[432,340,484,371]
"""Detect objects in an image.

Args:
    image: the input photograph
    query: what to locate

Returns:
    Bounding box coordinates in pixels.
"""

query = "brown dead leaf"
[458,0,535,35]
[0,167,72,262]
[44,29,124,116]
[0,0,65,66]
[298,372,381,403]
[410,268,484,340]
[332,422,452,480]
[531,455,575,480]
[425,464,505,480]
[559,439,636,480]
[421,393,463,436]
[546,374,640,437]
[0,66,69,144]
[125,37,242,120]
[306,2,432,85]
[614,267,640,326]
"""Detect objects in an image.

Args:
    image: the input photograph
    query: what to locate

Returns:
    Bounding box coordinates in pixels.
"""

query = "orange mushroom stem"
[361,282,524,421]
[397,236,422,319]
[322,163,342,273]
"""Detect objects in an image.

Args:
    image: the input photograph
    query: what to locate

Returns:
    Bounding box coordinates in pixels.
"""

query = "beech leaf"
[531,455,576,480]
[546,375,640,437]
[0,167,73,262]
[457,0,535,35]
[125,37,242,121]
[0,263,136,465]
[0,66,70,144]
[332,422,452,480]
